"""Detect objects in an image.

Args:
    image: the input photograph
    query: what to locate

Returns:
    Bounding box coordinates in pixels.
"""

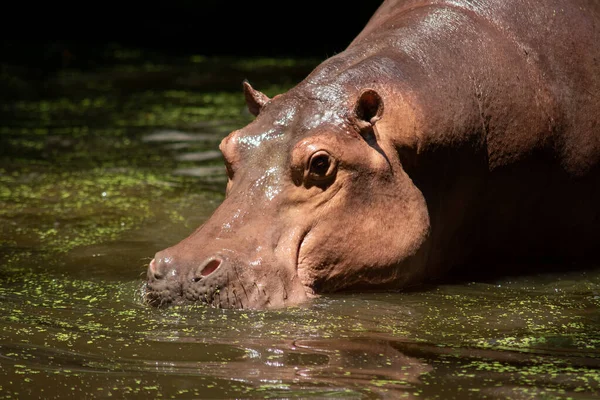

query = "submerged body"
[145,0,600,308]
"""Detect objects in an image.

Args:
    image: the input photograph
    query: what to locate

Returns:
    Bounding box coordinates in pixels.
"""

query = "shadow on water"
[1,44,599,399]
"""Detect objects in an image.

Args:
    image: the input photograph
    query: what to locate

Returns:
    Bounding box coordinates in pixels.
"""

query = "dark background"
[2,1,383,71]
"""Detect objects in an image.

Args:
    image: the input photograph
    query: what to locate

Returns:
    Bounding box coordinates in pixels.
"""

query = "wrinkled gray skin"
[145,0,600,309]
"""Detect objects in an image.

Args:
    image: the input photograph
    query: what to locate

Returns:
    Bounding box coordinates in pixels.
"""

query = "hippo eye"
[307,151,336,181]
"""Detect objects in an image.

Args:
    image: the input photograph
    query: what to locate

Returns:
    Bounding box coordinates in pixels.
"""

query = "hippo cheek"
[295,182,431,294]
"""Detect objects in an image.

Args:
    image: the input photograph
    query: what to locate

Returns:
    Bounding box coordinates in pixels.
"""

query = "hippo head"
[145,79,431,309]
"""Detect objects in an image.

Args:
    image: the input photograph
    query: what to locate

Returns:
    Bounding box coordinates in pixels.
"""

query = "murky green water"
[1,46,599,399]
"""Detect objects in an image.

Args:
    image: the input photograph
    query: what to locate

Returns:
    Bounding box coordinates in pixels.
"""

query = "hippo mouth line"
[293,225,315,295]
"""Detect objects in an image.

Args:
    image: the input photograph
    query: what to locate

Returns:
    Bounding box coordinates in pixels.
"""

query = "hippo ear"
[355,89,384,125]
[354,89,384,145]
[243,80,270,117]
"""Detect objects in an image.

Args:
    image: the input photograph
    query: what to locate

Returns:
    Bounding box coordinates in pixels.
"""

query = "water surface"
[1,47,599,399]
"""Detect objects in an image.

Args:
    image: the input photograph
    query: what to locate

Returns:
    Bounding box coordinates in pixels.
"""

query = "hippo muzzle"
[145,248,300,309]
[146,254,227,307]
[144,195,314,309]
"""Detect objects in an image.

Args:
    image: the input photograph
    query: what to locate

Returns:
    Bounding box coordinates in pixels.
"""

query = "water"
[1,46,599,399]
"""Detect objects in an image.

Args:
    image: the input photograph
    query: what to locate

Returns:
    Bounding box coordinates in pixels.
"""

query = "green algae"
[0,168,192,254]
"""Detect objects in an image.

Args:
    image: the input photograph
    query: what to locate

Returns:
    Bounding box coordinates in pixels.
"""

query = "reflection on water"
[1,47,599,399]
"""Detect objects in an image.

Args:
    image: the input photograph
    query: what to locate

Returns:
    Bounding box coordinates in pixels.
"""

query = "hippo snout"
[145,256,182,307]
[145,253,229,307]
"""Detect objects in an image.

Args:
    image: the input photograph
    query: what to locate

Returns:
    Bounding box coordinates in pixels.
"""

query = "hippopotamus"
[145,0,600,309]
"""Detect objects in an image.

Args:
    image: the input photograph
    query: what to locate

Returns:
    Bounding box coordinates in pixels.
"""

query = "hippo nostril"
[201,259,222,276]
[192,257,222,282]
[148,258,164,280]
